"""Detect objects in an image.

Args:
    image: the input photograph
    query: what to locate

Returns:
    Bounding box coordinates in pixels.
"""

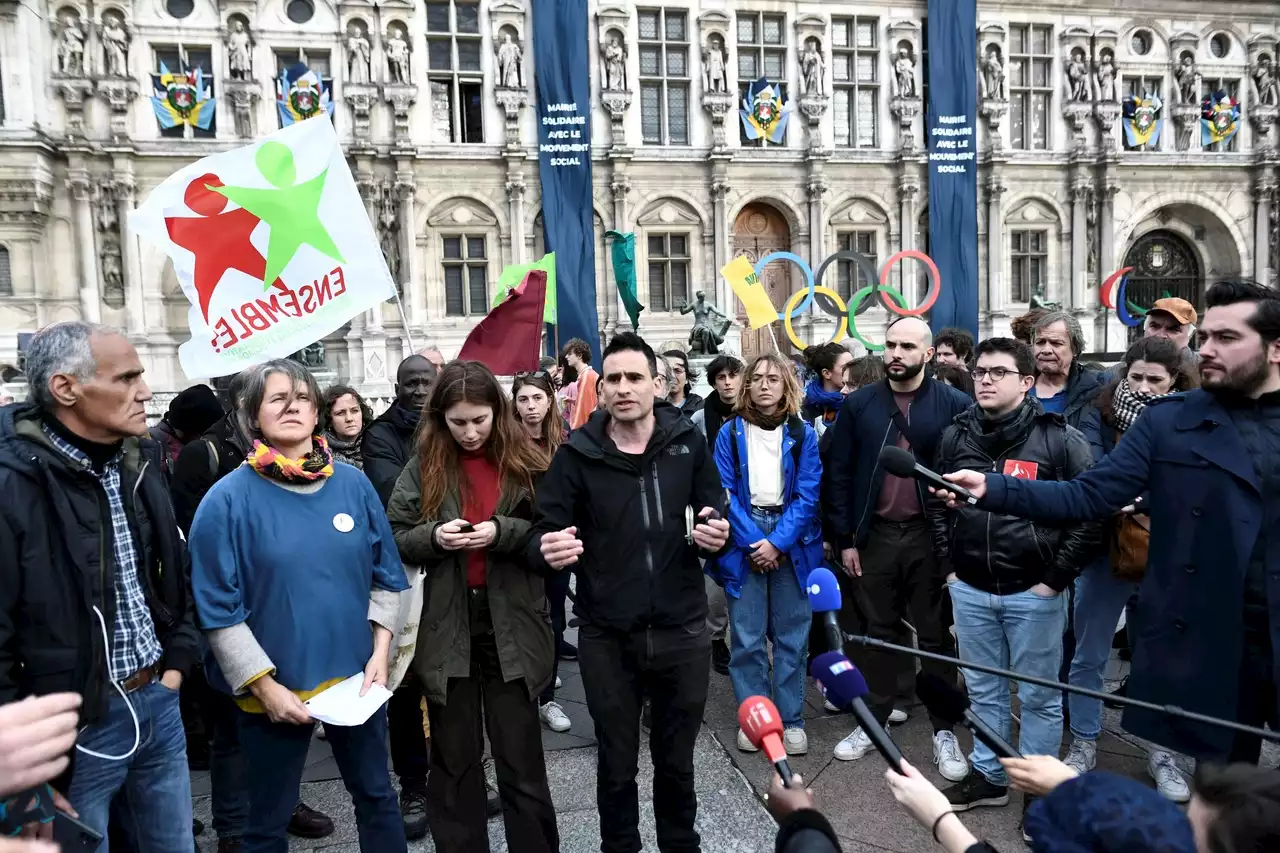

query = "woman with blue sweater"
[190,359,409,853]
[714,353,823,756]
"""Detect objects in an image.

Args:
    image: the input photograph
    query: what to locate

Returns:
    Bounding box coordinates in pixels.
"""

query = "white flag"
[129,117,394,379]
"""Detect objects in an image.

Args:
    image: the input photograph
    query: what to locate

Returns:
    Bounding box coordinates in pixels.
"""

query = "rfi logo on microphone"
[828,660,853,676]
[748,702,775,728]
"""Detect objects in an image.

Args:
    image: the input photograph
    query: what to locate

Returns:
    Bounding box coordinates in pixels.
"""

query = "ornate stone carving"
[99,11,130,79]
[980,47,1005,100]
[799,37,825,97]
[345,21,372,85]
[385,24,411,85]
[55,77,94,137]
[1094,48,1118,103]
[1094,100,1122,147]
[1171,103,1199,151]
[806,175,829,202]
[93,183,124,309]
[1173,54,1200,105]
[701,91,734,153]
[224,16,253,80]
[505,173,526,200]
[610,173,631,201]
[1063,46,1090,102]
[980,99,1008,152]
[375,179,402,291]
[891,44,917,99]
[601,90,631,149]
[223,80,258,138]
[382,84,418,147]
[1085,188,1098,274]
[703,33,728,94]
[1252,52,1280,107]
[889,96,922,154]
[0,179,52,229]
[344,83,378,144]
[94,78,139,141]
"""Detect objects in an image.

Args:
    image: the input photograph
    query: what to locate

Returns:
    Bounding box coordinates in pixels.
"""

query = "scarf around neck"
[247,434,335,483]
[738,404,789,431]
[1112,379,1164,434]
[804,379,845,415]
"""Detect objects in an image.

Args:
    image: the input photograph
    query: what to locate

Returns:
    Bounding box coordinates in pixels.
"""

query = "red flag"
[457,269,547,373]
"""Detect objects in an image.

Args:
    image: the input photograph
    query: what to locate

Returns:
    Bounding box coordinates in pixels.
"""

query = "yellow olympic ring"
[783,286,847,351]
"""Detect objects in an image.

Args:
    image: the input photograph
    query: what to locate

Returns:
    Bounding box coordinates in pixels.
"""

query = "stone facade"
[0,0,1277,394]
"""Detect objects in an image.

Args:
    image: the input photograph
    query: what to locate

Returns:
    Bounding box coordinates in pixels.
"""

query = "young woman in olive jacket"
[386,360,558,853]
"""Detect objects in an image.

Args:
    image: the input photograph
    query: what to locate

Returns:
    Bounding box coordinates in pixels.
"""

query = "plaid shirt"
[43,424,163,682]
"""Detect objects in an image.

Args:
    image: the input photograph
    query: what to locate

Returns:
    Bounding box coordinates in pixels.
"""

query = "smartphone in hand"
[456,521,476,533]
[54,810,104,853]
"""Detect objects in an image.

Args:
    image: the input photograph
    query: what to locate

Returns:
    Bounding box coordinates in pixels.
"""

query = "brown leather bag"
[1110,512,1151,583]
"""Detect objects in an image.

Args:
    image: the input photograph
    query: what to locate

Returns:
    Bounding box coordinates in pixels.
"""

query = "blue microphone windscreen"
[806,567,842,613]
[810,651,869,710]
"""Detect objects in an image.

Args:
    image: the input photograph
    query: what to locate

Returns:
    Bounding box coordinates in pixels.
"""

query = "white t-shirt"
[745,422,784,506]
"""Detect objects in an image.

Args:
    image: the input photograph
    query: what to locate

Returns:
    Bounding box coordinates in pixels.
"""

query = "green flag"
[492,252,557,324]
[605,230,643,331]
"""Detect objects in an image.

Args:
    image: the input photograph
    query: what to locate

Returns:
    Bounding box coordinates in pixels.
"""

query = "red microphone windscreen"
[737,696,786,762]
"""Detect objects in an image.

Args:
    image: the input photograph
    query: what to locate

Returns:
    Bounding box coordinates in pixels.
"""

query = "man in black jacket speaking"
[0,322,199,851]
[929,337,1100,819]
[530,332,730,853]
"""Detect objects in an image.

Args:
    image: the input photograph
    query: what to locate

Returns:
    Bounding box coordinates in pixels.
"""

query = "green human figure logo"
[213,140,346,289]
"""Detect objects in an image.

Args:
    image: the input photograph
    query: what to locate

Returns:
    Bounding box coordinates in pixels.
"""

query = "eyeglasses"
[971,367,1023,382]
[514,370,552,382]
[751,374,783,387]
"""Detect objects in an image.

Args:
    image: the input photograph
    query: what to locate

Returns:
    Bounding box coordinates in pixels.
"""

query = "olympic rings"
[1100,266,1144,327]
[783,287,848,350]
[846,285,910,352]
[753,252,816,318]
[737,248,945,350]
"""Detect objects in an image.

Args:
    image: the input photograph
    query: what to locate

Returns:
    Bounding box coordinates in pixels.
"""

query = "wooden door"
[731,203,791,361]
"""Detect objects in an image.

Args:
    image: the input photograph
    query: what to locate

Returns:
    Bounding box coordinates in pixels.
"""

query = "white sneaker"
[833,727,873,761]
[1148,750,1190,803]
[1062,738,1097,774]
[933,730,970,782]
[538,701,571,733]
[736,729,759,753]
[783,728,808,755]
[888,708,909,725]
[555,676,562,689]
[823,698,840,713]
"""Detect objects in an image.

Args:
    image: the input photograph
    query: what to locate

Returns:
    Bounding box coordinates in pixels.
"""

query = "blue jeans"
[949,579,1068,787]
[68,680,194,853]
[1067,562,1138,740]
[237,706,404,853]
[726,508,811,729]
[210,691,249,838]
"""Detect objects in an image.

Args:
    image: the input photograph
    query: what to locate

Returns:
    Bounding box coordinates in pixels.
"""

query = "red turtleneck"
[459,448,502,587]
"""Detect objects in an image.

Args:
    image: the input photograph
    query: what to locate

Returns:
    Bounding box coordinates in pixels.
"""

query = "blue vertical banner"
[926,0,979,336]
[531,0,600,365]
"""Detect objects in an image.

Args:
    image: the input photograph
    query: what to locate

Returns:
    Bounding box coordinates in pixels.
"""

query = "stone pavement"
[191,626,1276,853]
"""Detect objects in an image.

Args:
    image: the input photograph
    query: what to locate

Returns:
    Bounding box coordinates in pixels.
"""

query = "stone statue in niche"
[1251,54,1279,107]
[1064,47,1090,101]
[225,19,253,80]
[100,242,124,307]
[385,26,411,85]
[56,13,86,76]
[601,34,627,92]
[100,12,130,78]
[980,46,1005,100]
[346,23,371,84]
[1175,55,1200,104]
[496,32,523,89]
[1094,49,1117,102]
[891,45,917,99]
[1086,192,1098,274]
[379,190,401,288]
[702,34,727,93]
[799,37,824,97]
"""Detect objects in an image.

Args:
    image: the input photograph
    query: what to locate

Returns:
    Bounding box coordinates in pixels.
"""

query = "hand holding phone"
[53,809,103,853]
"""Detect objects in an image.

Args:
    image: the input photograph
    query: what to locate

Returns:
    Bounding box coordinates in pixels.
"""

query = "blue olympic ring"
[753,252,816,318]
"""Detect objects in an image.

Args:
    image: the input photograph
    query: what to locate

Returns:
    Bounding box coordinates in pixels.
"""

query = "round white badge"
[333,513,355,533]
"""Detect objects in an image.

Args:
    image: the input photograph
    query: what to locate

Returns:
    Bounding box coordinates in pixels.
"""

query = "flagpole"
[766,323,782,354]
[391,290,416,354]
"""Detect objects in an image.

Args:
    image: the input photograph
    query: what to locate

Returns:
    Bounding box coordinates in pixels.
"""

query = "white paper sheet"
[304,674,393,727]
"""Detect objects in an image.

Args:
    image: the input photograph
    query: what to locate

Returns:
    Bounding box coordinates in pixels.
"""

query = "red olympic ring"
[1099,267,1133,310]
[878,250,941,316]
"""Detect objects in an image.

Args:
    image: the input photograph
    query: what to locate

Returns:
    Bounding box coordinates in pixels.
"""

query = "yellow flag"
[721,256,778,329]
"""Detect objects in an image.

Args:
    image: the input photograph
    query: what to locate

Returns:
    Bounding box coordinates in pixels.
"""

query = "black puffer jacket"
[526,402,728,631]
[170,411,250,536]
[0,405,199,724]
[929,398,1102,594]
[362,401,419,507]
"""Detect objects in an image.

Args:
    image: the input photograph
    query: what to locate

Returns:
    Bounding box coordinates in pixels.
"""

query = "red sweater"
[459,450,502,588]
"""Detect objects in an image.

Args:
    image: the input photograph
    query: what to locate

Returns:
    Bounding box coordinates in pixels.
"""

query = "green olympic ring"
[847,284,911,352]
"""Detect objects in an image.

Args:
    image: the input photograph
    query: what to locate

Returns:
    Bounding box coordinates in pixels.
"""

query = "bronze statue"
[679,290,732,355]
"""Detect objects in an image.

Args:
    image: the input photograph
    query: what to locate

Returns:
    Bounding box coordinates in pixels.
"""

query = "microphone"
[879,446,979,506]
[916,672,1022,760]
[846,633,1280,744]
[737,696,794,787]
[810,652,905,774]
[804,566,845,653]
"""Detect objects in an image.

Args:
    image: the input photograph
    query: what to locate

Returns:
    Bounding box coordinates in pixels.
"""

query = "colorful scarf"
[1111,379,1165,434]
[247,434,335,483]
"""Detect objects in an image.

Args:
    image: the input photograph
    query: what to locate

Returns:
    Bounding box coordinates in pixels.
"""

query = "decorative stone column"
[607,172,632,334]
[1256,173,1276,285]
[711,176,731,315]
[984,176,1006,318]
[897,178,919,297]
[395,169,423,337]
[505,173,527,267]
[112,176,145,336]
[68,169,101,323]
[1069,181,1090,312]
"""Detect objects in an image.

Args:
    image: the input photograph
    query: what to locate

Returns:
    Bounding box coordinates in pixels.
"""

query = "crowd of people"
[0,280,1277,853]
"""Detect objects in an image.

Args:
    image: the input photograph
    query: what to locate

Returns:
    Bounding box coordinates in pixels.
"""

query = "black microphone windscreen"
[915,672,969,725]
[879,445,917,477]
